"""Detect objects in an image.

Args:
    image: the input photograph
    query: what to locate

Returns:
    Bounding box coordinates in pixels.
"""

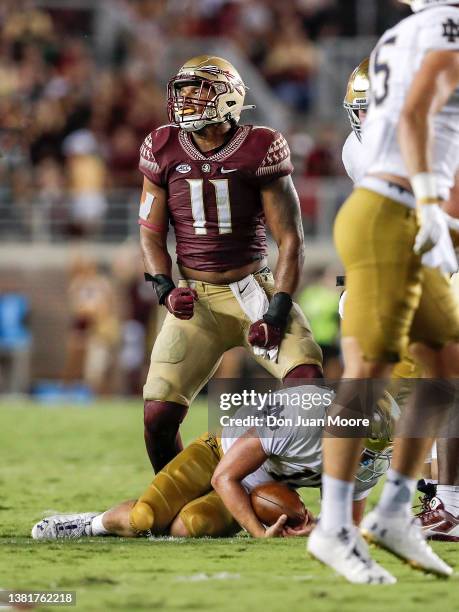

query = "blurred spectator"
[304,124,342,177]
[63,129,108,237]
[262,17,319,113]
[63,254,120,394]
[0,292,31,394]
[108,125,141,189]
[35,157,67,239]
[112,243,158,395]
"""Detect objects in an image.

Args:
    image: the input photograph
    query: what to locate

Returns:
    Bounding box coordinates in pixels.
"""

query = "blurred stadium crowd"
[0,0,410,238]
[0,0,411,395]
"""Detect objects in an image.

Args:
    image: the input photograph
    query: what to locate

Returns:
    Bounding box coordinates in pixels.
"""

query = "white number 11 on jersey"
[186,178,232,235]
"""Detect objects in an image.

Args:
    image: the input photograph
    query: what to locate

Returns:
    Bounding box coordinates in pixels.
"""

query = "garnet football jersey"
[139,124,293,272]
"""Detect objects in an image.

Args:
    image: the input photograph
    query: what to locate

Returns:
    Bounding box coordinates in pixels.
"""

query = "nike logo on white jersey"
[221,167,237,174]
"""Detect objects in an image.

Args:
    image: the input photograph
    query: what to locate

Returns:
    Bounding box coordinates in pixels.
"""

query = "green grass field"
[0,399,457,611]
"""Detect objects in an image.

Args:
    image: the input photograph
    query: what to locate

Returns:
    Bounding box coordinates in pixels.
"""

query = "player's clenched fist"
[165,287,198,320]
[248,292,292,350]
[144,273,198,320]
[248,320,282,350]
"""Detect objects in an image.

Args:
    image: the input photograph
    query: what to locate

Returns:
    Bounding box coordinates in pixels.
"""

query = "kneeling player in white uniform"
[32,385,397,562]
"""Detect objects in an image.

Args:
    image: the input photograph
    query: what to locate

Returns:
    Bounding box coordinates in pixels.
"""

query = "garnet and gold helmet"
[167,55,254,132]
[343,58,370,142]
[400,0,459,11]
[356,391,401,483]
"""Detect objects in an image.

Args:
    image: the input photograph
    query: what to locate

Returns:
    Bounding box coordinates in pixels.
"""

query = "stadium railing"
[0,178,352,244]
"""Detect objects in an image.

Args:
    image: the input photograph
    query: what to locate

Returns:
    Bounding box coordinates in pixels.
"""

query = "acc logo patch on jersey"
[176,163,192,174]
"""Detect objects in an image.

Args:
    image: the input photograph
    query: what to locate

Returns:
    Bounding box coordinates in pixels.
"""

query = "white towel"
[229,274,278,361]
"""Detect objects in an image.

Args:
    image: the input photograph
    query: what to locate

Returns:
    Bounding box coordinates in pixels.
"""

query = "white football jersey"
[342,132,367,184]
[221,385,383,501]
[363,6,459,200]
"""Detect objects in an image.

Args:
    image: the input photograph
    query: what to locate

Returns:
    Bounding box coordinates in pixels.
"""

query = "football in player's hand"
[250,482,307,527]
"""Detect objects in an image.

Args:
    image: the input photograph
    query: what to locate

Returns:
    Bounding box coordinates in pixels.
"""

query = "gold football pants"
[334,189,459,362]
[144,269,323,405]
[129,433,239,537]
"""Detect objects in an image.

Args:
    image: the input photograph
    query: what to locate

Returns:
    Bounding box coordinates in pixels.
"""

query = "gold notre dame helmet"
[343,58,369,142]
[167,55,254,132]
[356,391,401,483]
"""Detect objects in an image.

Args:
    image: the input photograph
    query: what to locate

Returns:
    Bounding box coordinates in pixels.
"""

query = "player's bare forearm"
[276,235,305,295]
[399,50,459,180]
[211,476,266,538]
[398,110,431,178]
[261,176,305,295]
[211,435,268,537]
[140,226,172,277]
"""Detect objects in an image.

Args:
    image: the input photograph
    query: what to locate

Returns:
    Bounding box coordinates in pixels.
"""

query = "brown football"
[250,482,307,528]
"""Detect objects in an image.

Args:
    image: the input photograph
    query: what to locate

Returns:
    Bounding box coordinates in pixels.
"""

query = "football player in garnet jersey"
[137,56,323,473]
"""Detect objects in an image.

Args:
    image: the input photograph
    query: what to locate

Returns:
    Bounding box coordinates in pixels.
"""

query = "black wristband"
[263,292,292,328]
[144,273,175,305]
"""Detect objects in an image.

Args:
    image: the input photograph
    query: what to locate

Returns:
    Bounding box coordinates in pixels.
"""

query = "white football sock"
[437,485,459,516]
[378,468,417,517]
[91,512,110,536]
[320,474,354,533]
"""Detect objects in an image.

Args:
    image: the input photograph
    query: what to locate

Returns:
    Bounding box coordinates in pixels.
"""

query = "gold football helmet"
[167,55,254,132]
[356,391,401,483]
[343,58,369,142]
[399,0,458,11]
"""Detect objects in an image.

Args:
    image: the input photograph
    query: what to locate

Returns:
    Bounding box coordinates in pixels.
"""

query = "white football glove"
[417,207,458,274]
[414,204,446,256]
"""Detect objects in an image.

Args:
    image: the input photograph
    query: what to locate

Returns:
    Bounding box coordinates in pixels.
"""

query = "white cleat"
[307,525,397,584]
[361,509,453,577]
[31,513,98,540]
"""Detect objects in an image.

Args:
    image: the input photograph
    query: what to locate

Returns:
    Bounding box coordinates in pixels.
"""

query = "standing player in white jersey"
[308,0,459,583]
[343,59,459,542]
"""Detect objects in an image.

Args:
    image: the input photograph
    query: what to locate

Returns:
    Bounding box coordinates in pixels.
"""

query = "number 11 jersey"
[363,6,459,201]
[139,124,293,272]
